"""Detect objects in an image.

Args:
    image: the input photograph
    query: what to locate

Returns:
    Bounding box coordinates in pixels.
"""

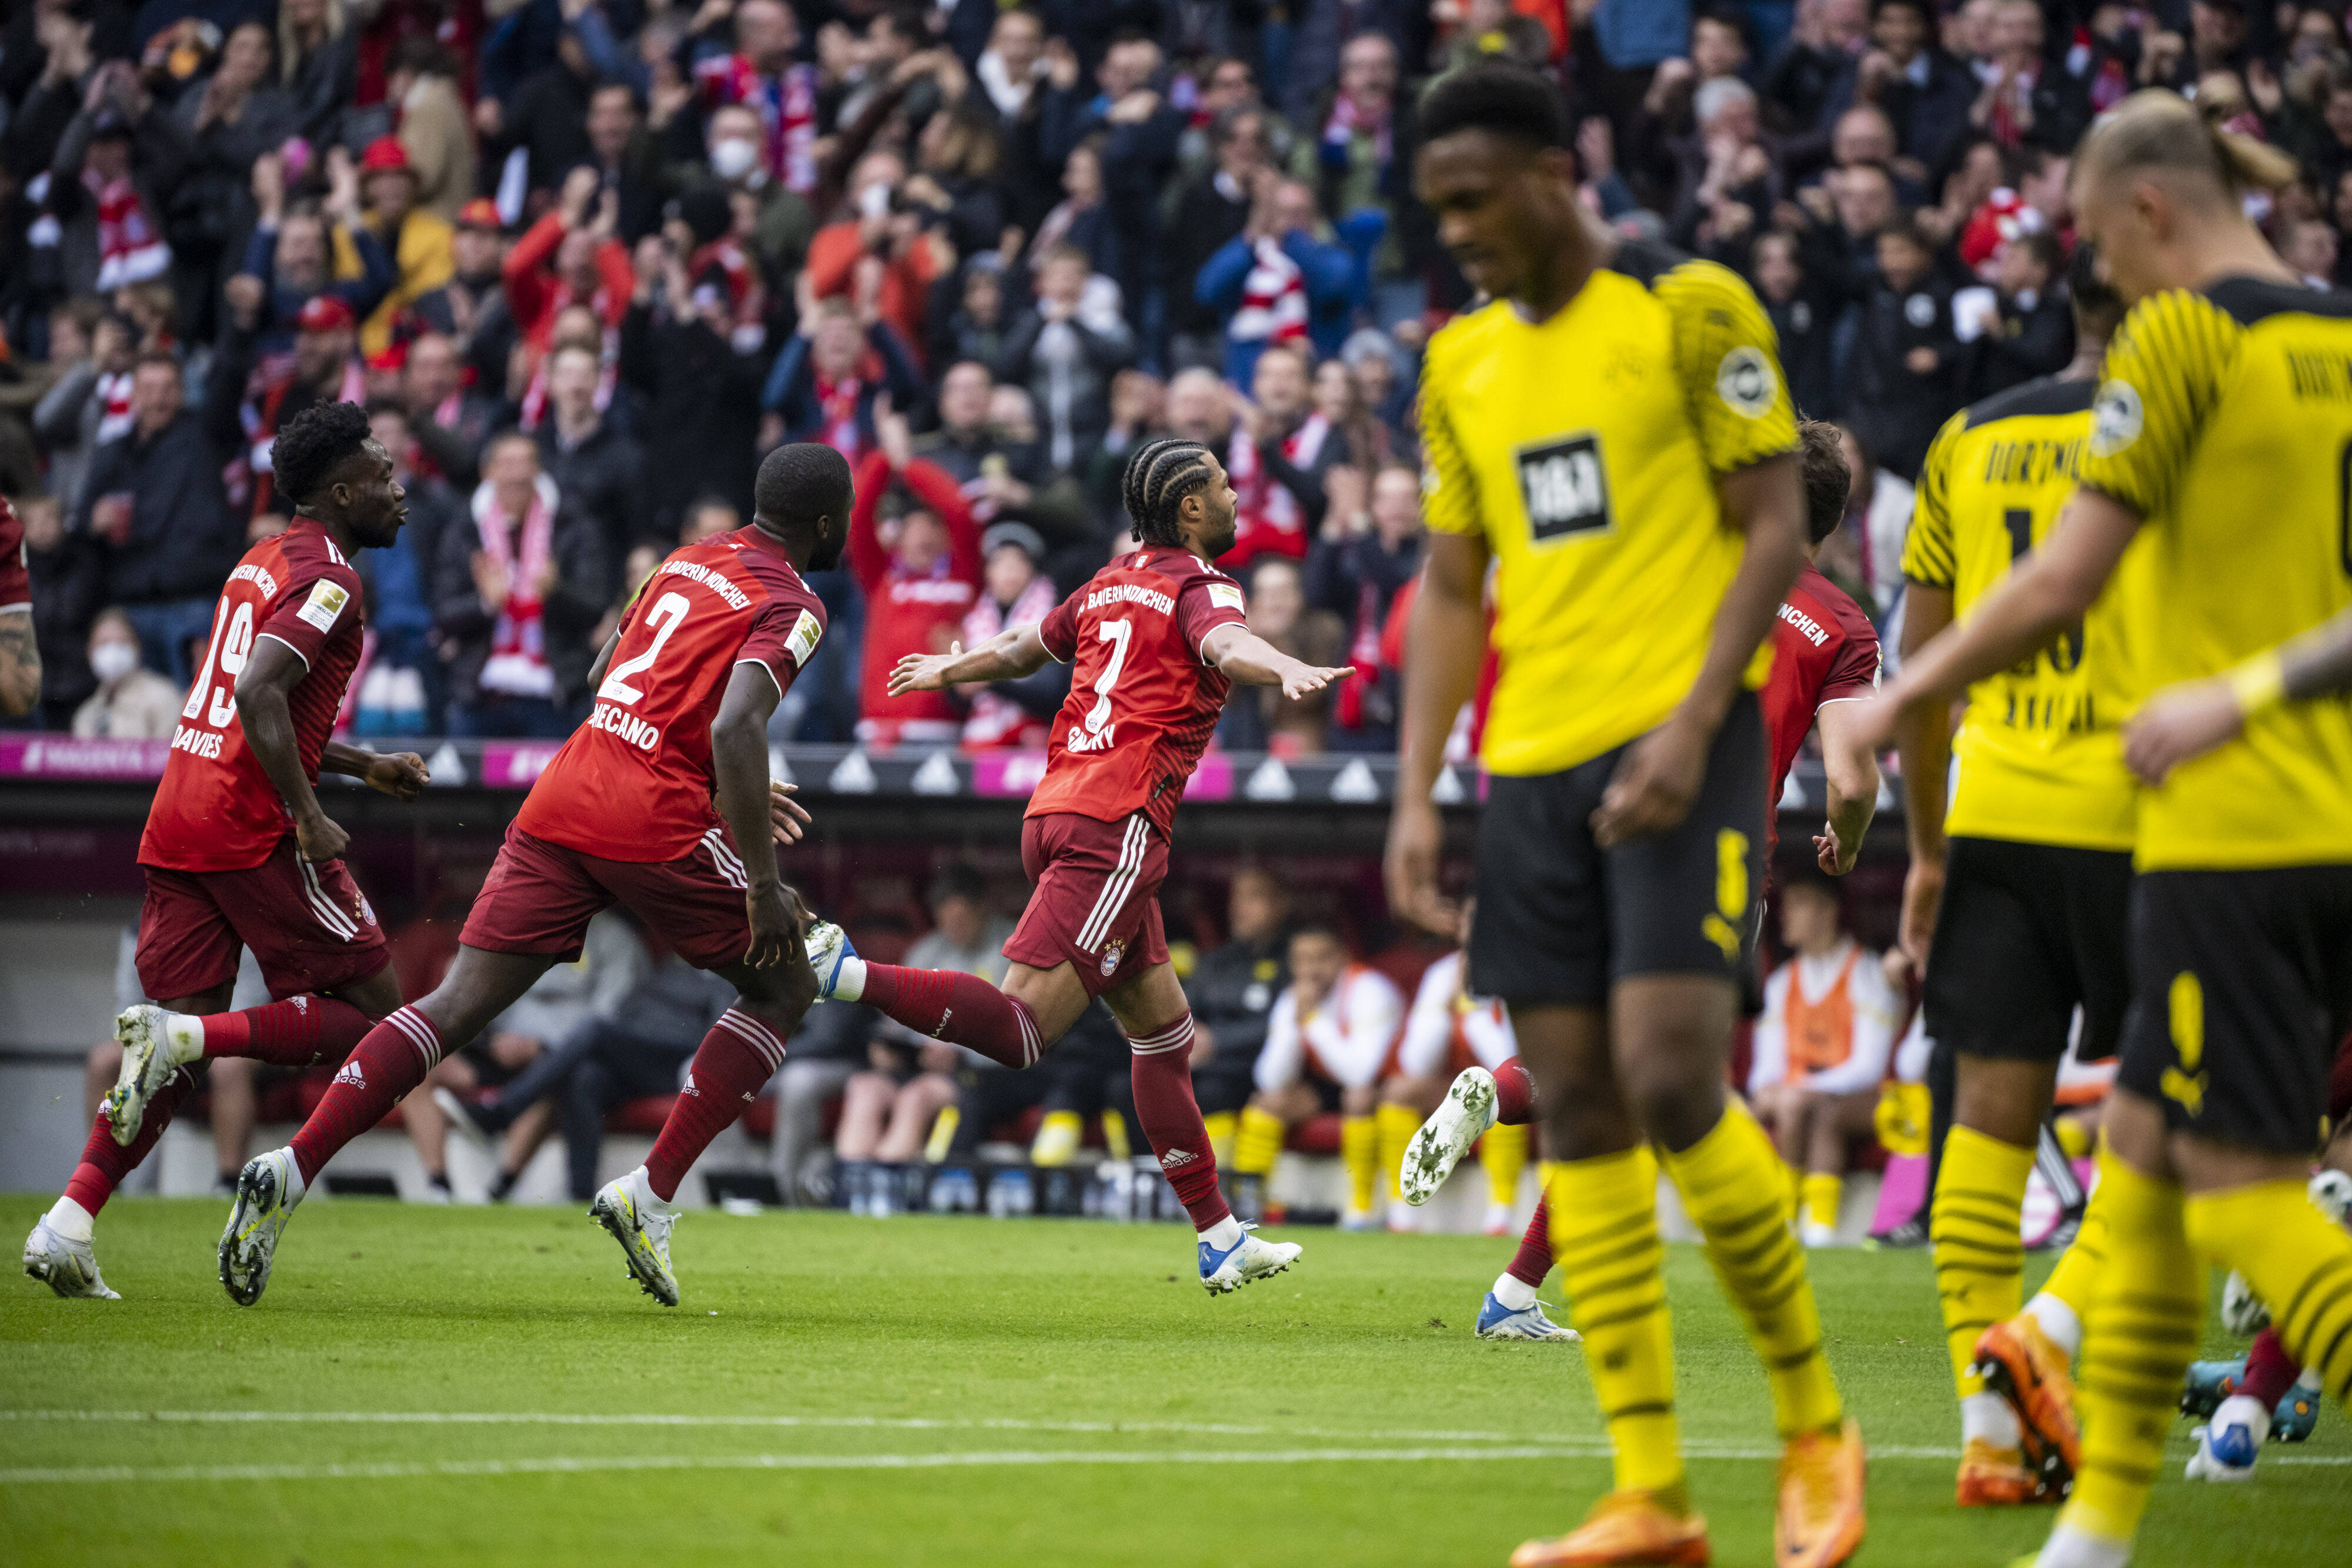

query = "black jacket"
[77,412,240,606]
[1969,290,2073,400]
[619,302,766,542]
[430,489,612,707]
[1163,172,1251,337]
[536,417,647,559]
[1183,936,1289,1084]
[1842,272,1962,482]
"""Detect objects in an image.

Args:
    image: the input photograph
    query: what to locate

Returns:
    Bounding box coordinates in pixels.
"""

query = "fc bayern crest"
[1100,939,1125,977]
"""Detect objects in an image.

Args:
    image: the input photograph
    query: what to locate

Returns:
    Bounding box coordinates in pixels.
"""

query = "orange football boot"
[1973,1313,2082,1492]
[1774,1418,1866,1568]
[1954,1437,2040,1507]
[1508,1490,1711,1568]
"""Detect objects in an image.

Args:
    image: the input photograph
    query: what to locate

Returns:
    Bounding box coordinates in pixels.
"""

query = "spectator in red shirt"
[502,166,636,359]
[805,150,953,371]
[847,412,982,748]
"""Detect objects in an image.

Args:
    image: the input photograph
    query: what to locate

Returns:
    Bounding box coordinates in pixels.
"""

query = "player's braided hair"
[1122,437,1217,548]
[270,400,373,511]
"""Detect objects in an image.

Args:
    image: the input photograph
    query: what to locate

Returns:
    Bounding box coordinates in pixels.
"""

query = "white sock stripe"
[383,1007,441,1069]
[1014,1007,1042,1068]
[298,859,358,940]
[1075,816,1147,953]
[1128,1017,1194,1049]
[714,1011,785,1069]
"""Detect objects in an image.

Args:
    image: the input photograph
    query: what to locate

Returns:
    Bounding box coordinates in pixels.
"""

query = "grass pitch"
[2,1196,2343,1568]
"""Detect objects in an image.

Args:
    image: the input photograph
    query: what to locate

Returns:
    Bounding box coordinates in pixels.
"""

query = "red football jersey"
[141,519,366,872]
[516,527,826,862]
[0,494,28,614]
[1028,546,1250,836]
[1760,562,1882,858]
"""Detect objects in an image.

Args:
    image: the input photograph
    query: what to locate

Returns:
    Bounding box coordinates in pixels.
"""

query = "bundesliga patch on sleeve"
[784,608,823,667]
[1207,582,1246,614]
[296,578,349,633]
[1715,347,1778,419]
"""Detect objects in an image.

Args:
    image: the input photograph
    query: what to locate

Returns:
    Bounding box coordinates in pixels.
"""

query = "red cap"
[456,197,503,232]
[360,135,412,175]
[368,342,409,373]
[296,294,358,335]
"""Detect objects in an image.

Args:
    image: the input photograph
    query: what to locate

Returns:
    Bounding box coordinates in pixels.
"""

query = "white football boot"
[23,1218,119,1300]
[1398,1066,1497,1206]
[1476,1291,1579,1341]
[804,921,860,1002]
[1200,1223,1301,1295]
[218,1148,305,1306]
[105,1004,197,1146]
[590,1168,680,1306]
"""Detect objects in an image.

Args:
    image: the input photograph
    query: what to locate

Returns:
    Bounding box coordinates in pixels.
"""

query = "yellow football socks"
[1030,1109,1083,1168]
[1481,1119,1529,1209]
[1802,1172,1843,1233]
[2035,1157,2113,1330]
[1341,1114,1379,1213]
[1546,1148,1685,1504]
[1098,1110,1131,1164]
[1782,1159,1805,1223]
[1375,1102,1419,1206]
[1931,1125,2034,1398]
[1202,1110,1237,1170]
[1232,1105,1285,1178]
[1662,1099,1843,1437]
[2064,1150,2200,1548]
[2186,1178,2352,1412]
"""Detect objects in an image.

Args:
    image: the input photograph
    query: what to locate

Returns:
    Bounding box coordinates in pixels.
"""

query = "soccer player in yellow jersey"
[1862,91,2352,1568]
[1385,63,1864,1568]
[1897,247,2137,1509]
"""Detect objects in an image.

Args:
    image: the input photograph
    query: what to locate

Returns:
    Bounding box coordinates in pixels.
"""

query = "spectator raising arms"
[846,409,981,748]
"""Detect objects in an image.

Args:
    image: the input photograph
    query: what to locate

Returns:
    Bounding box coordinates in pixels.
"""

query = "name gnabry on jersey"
[588,701,662,751]
[1085,583,1176,614]
[658,558,749,610]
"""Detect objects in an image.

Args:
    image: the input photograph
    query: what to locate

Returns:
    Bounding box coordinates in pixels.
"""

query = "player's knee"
[1620,1061,1724,1153]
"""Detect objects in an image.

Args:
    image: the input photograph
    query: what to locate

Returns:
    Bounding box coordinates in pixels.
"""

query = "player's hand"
[2123,677,2246,785]
[744,882,805,969]
[295,810,350,865]
[1815,821,1858,876]
[1593,714,1708,847]
[1278,661,1353,702]
[362,751,430,801]
[888,644,961,696]
[1384,794,1458,937]
[1897,852,1944,971]
[769,780,813,847]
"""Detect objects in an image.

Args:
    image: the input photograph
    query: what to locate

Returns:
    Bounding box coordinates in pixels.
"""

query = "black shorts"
[2117,867,2352,1156]
[1469,695,1765,1008]
[1924,837,2133,1064]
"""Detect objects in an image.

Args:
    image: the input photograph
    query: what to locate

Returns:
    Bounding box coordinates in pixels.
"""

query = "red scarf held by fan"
[1227,413,1326,565]
[473,474,557,698]
[86,170,170,291]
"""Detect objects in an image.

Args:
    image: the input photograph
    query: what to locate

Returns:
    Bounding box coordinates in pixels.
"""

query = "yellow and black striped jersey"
[1905,377,2141,851]
[2079,278,2352,871]
[1420,239,1799,775]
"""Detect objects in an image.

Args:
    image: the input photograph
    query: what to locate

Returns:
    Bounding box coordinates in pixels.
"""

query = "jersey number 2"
[1085,618,1132,735]
[597,592,690,706]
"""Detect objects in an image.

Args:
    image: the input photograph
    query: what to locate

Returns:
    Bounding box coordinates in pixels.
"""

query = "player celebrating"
[215,444,847,1309]
[1385,64,1864,1568]
[1401,422,1880,1347]
[808,437,1352,1293]
[1891,249,2134,1508]
[1860,91,2352,1568]
[22,403,427,1300]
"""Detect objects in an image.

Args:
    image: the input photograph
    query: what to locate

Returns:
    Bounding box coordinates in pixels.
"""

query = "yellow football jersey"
[1905,379,2140,851]
[2079,279,2352,871]
[1420,241,1798,775]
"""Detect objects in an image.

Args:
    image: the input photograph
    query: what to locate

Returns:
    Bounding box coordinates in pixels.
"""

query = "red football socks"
[290,1006,444,1184]
[1126,1012,1232,1231]
[61,1067,199,1216]
[858,965,1043,1069]
[201,995,375,1068]
[1492,1057,1536,1126]
[646,1009,787,1202]
[2239,1326,2303,1410]
[1505,1193,1553,1290]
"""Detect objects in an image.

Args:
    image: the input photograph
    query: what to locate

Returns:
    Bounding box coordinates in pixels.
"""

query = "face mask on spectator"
[711,137,763,183]
[91,640,141,684]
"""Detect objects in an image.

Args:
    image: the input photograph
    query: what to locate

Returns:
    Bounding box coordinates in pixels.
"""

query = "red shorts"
[1003,811,1170,999]
[136,837,389,1003]
[461,822,757,972]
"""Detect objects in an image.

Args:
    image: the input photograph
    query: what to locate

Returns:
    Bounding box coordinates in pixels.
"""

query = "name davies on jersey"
[588,700,662,751]
[169,724,226,758]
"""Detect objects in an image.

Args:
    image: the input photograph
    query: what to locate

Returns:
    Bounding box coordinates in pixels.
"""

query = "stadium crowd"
[8,0,2341,757]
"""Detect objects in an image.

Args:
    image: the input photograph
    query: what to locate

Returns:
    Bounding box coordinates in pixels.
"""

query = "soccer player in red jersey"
[0,493,38,717]
[23,404,428,1300]
[215,443,848,1308]
[1399,423,1883,1337]
[803,437,1354,1292]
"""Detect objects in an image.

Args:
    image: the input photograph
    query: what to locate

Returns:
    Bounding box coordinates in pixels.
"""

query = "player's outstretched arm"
[0,609,39,717]
[1811,698,1880,878]
[1200,623,1353,698]
[2123,600,2352,784]
[1856,487,2140,752]
[1385,531,1488,935]
[235,636,348,863]
[887,624,1051,696]
[711,663,806,971]
[321,741,431,800]
[1595,452,1806,848]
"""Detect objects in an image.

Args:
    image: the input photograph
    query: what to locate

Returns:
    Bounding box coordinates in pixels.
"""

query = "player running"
[22,403,427,1300]
[1889,250,2136,1509]
[214,443,846,1309]
[1385,63,1865,1568]
[807,437,1352,1294]
[1401,422,1882,1348]
[1859,91,2352,1568]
